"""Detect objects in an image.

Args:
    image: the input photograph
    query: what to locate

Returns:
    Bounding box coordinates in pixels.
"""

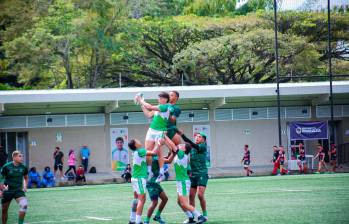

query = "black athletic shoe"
[183,217,196,224]
[197,215,207,223]
[128,221,135,224]
[153,216,166,224]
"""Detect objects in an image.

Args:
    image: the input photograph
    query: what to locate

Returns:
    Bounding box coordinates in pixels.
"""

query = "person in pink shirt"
[64,149,76,176]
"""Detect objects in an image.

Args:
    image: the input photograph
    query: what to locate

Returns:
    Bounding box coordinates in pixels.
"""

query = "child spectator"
[28,167,41,188]
[42,166,55,187]
[76,165,86,184]
[121,164,132,183]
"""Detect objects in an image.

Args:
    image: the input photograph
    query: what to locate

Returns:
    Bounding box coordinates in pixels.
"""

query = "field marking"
[27,219,84,223]
[85,216,112,221]
[209,187,349,195]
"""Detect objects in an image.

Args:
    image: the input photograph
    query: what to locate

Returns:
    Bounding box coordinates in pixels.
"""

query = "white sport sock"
[192,209,201,218]
[159,167,164,174]
[136,215,142,223]
[148,166,153,175]
[185,211,193,218]
[130,212,136,222]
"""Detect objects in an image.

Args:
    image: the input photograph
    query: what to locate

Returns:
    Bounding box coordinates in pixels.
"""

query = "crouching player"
[1,151,29,224]
[145,136,178,224]
[175,143,207,224]
[128,139,161,224]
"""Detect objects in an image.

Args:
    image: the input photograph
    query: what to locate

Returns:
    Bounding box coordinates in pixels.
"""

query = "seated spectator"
[121,164,131,183]
[76,165,86,184]
[41,166,55,188]
[66,171,75,181]
[28,167,41,188]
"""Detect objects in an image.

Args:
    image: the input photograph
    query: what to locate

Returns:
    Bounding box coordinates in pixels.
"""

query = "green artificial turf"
[6,173,349,224]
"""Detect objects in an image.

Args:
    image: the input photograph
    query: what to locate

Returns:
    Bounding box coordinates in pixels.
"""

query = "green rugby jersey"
[167,104,181,130]
[132,148,147,178]
[148,156,160,183]
[174,150,189,181]
[190,143,208,176]
[150,104,173,131]
[1,162,28,191]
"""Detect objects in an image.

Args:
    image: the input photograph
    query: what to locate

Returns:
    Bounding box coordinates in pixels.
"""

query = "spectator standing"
[65,149,76,177]
[80,145,90,173]
[53,147,64,180]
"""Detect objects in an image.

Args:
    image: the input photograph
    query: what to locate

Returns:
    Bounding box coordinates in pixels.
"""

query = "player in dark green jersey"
[1,151,28,224]
[178,130,208,222]
[145,136,177,224]
[167,91,182,146]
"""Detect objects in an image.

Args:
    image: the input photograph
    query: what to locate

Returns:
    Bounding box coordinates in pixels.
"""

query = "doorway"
[0,132,29,165]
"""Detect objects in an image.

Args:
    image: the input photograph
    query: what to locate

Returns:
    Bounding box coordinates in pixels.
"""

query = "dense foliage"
[0,0,348,89]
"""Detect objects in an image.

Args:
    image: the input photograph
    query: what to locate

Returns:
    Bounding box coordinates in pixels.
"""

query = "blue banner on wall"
[290,121,328,140]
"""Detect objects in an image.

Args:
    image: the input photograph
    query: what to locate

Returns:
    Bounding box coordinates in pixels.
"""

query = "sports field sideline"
[6,173,349,224]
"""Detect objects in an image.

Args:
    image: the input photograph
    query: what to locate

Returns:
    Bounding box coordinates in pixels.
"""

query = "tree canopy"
[0,0,348,89]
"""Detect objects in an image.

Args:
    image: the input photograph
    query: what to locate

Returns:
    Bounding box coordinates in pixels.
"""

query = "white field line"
[27,219,84,224]
[85,216,112,221]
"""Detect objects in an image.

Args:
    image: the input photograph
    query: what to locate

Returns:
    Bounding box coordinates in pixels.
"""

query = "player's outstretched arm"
[178,132,199,150]
[141,104,154,118]
[139,99,160,112]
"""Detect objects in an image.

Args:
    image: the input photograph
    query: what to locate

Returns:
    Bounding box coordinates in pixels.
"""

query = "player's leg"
[197,186,207,219]
[2,200,11,224]
[145,140,155,177]
[171,133,182,146]
[129,191,138,224]
[153,191,168,223]
[244,166,249,176]
[272,162,278,175]
[317,161,322,173]
[59,165,64,179]
[332,160,337,172]
[15,196,28,224]
[177,180,206,223]
[322,161,329,172]
[297,160,302,173]
[53,164,58,177]
[156,141,165,182]
[157,191,168,216]
[145,198,158,224]
[133,178,147,224]
[189,176,198,208]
